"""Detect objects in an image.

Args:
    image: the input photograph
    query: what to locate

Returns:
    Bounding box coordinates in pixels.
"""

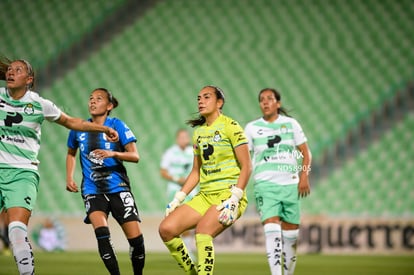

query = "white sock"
[264,223,282,275]
[282,229,299,275]
[9,221,34,275]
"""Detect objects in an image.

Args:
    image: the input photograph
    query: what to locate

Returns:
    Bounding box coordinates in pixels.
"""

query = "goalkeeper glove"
[165,191,187,216]
[216,186,244,226]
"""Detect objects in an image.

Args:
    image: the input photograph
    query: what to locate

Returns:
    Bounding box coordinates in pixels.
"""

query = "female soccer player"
[160,128,197,255]
[66,88,145,275]
[159,85,252,275]
[0,57,118,275]
[244,88,311,275]
[160,129,195,202]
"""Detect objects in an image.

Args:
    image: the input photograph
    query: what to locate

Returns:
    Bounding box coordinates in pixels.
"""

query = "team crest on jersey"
[280,125,288,134]
[213,131,221,142]
[24,103,34,115]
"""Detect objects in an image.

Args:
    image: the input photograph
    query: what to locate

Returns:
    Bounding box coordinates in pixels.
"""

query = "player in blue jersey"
[245,88,311,275]
[66,88,145,275]
[0,56,118,275]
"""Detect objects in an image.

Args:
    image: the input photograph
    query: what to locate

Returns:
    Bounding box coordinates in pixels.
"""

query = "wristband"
[231,186,244,201]
[175,191,187,202]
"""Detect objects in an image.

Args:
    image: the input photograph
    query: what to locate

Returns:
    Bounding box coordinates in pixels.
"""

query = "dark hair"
[186,85,225,128]
[258,88,290,117]
[0,55,10,81]
[92,88,119,115]
[0,55,35,89]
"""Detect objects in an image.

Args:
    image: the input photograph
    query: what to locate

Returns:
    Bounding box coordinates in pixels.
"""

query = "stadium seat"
[302,112,414,217]
[2,0,128,68]
[19,0,413,215]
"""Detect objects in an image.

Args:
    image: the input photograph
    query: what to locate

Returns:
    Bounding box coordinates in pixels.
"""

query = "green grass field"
[1,252,413,275]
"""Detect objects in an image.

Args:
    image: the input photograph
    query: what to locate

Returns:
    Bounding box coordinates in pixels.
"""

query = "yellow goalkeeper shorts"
[185,188,248,218]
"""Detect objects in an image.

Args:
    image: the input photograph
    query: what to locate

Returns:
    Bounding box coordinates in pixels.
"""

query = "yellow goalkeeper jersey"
[192,114,248,193]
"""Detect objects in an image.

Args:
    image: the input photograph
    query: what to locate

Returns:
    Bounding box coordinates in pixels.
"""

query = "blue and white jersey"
[67,117,137,195]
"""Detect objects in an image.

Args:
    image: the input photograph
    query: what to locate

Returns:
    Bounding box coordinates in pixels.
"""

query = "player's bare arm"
[297,142,311,197]
[233,143,252,191]
[91,142,139,163]
[56,112,119,142]
[66,147,79,192]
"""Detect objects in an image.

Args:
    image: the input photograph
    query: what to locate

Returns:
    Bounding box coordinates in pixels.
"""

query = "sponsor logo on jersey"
[202,168,221,175]
[0,135,25,143]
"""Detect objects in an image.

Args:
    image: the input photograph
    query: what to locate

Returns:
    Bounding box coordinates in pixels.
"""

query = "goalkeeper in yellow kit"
[158,85,252,275]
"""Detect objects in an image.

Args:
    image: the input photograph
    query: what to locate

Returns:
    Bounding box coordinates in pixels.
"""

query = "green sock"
[196,233,215,275]
[164,237,196,275]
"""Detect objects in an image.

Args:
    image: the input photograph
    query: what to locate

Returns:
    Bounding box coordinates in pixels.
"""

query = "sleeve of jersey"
[244,123,253,151]
[115,119,137,146]
[40,97,62,121]
[160,149,171,169]
[192,131,200,156]
[228,119,248,148]
[292,119,308,145]
[67,130,78,149]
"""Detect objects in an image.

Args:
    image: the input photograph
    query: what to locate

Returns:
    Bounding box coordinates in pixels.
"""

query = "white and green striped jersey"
[160,144,193,192]
[0,88,61,170]
[161,144,193,180]
[244,115,307,186]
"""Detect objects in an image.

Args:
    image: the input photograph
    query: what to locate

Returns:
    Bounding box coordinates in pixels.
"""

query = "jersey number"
[123,206,138,219]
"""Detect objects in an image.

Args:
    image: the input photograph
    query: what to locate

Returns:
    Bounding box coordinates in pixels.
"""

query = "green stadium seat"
[303,112,414,217]
[2,0,128,68]
[15,0,412,215]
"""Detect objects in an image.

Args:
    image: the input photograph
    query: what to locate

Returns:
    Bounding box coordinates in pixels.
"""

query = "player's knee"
[158,221,170,241]
[95,226,110,239]
[158,220,177,241]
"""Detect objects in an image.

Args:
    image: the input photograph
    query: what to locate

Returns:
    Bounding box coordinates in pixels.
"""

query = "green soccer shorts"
[254,183,300,224]
[0,168,39,211]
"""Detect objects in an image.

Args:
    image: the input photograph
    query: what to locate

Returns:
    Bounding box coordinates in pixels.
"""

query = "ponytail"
[186,116,206,128]
[0,55,11,81]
